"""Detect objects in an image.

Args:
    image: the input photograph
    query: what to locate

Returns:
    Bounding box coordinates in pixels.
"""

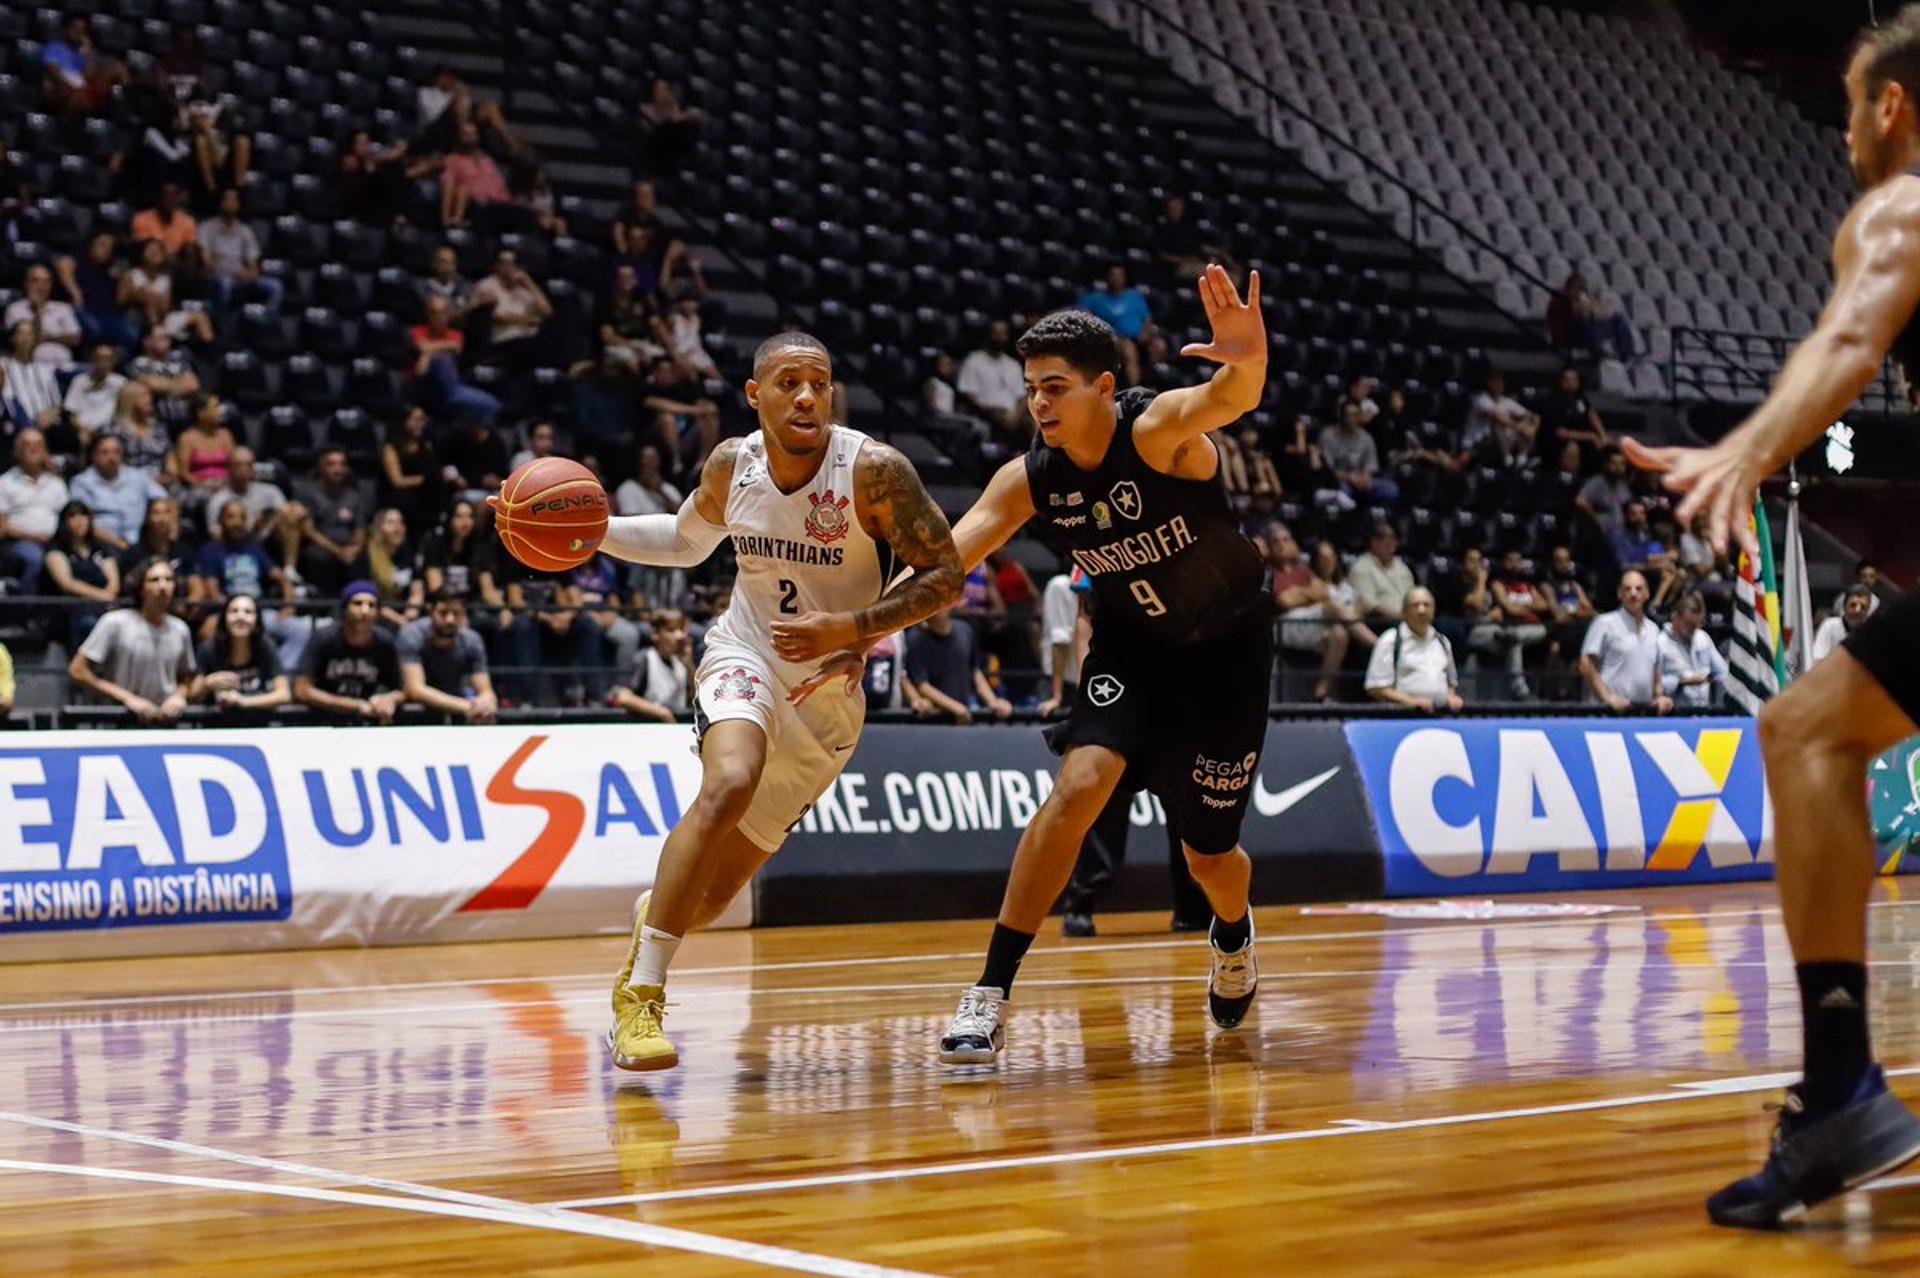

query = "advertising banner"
[0,724,707,960]
[1346,717,1774,896]
[762,720,1380,923]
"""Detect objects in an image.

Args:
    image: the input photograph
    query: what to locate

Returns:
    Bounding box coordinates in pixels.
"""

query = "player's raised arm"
[1133,263,1267,468]
[594,436,740,568]
[1626,177,1920,554]
[770,442,966,661]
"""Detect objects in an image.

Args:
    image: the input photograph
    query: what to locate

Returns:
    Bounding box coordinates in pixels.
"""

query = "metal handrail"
[1095,0,1554,302]
[1667,325,1908,411]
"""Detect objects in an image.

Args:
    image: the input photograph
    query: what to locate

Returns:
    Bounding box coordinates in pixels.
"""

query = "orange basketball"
[493,457,610,572]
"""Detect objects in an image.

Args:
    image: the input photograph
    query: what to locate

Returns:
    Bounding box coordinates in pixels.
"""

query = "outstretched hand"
[1621,435,1763,560]
[1180,263,1264,366]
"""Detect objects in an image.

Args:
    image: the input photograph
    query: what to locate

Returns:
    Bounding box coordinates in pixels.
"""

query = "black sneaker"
[1708,1065,1920,1229]
[1062,911,1095,938]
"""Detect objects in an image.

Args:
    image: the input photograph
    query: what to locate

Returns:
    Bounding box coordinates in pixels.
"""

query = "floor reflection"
[5,898,1920,1202]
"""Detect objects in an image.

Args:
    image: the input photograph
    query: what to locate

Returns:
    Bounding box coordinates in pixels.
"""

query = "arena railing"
[1668,326,1909,412]
[1095,0,1552,336]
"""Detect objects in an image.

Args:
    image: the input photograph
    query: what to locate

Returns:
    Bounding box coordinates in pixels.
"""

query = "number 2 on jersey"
[778,578,799,614]
[1129,578,1168,617]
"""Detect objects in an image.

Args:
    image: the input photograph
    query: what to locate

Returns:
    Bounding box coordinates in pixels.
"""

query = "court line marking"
[0,900,1840,1017]
[0,1158,937,1278]
[548,1065,1920,1209]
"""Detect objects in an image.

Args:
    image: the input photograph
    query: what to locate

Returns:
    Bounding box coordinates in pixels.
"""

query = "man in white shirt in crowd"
[1463,368,1538,451]
[612,609,694,723]
[468,247,552,368]
[1037,569,1089,715]
[3,264,82,366]
[1833,560,1882,618]
[1660,589,1729,708]
[62,344,125,437]
[1366,587,1462,712]
[1349,522,1416,630]
[956,319,1026,442]
[205,446,287,539]
[1579,568,1672,712]
[0,428,69,590]
[1813,584,1876,666]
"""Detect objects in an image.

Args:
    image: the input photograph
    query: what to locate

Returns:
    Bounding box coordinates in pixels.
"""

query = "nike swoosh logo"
[834,744,855,754]
[1252,766,1340,818]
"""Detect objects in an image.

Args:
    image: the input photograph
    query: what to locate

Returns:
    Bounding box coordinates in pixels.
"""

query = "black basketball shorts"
[1843,588,1920,723]
[1044,611,1273,855]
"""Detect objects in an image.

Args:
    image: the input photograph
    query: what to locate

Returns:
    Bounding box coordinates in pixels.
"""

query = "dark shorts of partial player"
[1844,589,1920,723]
[1044,611,1273,856]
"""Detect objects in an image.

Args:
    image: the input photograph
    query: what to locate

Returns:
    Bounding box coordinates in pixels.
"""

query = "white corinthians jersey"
[709,425,885,686]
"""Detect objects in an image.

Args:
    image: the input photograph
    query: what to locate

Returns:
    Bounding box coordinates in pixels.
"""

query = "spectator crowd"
[0,12,1873,726]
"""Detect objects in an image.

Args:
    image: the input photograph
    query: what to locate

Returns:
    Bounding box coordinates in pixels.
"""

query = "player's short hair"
[1676,589,1707,615]
[1015,309,1121,382]
[752,330,830,377]
[1846,583,1876,603]
[1857,7,1920,101]
[429,587,467,609]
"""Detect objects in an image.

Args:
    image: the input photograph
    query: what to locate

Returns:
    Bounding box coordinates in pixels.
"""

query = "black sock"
[1798,961,1872,1113]
[1211,910,1251,953]
[979,923,1035,994]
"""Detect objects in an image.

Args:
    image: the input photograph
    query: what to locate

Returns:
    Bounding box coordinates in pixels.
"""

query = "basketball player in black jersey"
[1626,11,1920,1229]
[777,264,1273,1063]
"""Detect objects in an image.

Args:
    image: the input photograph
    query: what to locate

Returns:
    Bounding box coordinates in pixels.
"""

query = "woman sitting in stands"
[173,392,235,495]
[418,497,485,602]
[353,506,423,629]
[189,592,290,710]
[42,499,121,646]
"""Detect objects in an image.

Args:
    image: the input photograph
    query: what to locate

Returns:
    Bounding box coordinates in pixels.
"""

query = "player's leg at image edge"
[1709,642,1920,1227]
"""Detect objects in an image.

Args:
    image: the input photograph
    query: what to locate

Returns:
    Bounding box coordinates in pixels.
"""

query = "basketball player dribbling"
[778,264,1272,1064]
[582,331,962,1071]
[1626,10,1920,1227]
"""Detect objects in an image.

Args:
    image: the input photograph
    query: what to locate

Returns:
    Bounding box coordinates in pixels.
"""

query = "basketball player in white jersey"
[590,331,963,1070]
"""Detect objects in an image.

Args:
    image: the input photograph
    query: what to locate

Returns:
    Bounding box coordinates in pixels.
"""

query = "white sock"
[628,926,682,991]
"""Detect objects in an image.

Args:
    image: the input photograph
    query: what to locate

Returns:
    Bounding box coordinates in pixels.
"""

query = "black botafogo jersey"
[1024,387,1267,647]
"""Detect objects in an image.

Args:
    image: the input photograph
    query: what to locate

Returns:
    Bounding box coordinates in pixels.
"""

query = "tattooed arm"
[769,441,964,663]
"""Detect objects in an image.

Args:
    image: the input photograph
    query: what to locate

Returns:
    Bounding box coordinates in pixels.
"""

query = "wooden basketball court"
[5,881,1920,1275]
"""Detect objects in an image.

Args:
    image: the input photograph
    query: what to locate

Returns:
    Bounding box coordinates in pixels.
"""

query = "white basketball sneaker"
[938,985,1009,1064]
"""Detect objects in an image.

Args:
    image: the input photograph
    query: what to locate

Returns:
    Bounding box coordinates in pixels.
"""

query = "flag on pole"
[1780,496,1816,681]
[1725,498,1780,715]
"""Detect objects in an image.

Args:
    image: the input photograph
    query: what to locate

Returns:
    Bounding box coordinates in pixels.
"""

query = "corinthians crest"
[804,488,852,544]
[714,666,764,702]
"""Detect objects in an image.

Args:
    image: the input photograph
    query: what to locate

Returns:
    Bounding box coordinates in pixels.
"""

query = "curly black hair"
[1016,309,1121,383]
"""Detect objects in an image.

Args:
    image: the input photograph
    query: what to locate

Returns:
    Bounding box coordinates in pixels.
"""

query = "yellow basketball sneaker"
[608,983,677,1071]
[611,889,652,1011]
